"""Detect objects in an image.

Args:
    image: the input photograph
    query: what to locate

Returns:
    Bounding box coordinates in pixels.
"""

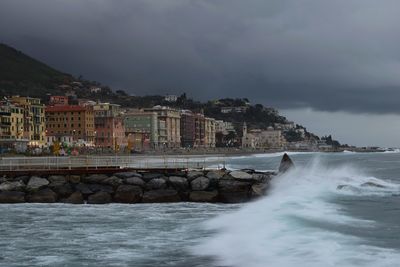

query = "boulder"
[187,171,204,181]
[48,175,66,183]
[206,170,225,180]
[50,184,74,198]
[142,173,163,182]
[0,181,25,191]
[219,180,252,192]
[102,176,123,187]
[27,176,49,191]
[251,183,269,198]
[114,185,143,203]
[168,176,189,191]
[167,171,187,177]
[74,183,93,195]
[191,177,210,191]
[279,153,294,173]
[125,177,145,187]
[219,191,250,203]
[68,175,81,184]
[83,174,109,184]
[142,189,180,203]
[189,191,219,202]
[146,178,167,190]
[0,191,25,203]
[114,171,142,179]
[87,192,112,204]
[14,176,30,184]
[63,192,84,204]
[27,188,57,203]
[229,171,253,180]
[88,184,114,194]
[251,173,271,183]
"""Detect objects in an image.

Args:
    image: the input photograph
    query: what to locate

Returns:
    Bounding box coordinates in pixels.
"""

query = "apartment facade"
[180,110,195,148]
[204,117,216,148]
[124,112,158,150]
[194,113,205,147]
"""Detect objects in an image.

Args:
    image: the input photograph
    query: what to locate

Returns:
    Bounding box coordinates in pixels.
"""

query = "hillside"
[0,43,73,98]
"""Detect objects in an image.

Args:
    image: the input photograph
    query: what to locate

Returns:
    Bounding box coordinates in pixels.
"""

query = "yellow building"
[0,102,28,152]
[204,117,216,148]
[11,96,46,147]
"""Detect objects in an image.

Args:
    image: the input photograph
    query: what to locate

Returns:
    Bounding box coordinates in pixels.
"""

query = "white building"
[165,95,178,102]
[242,123,285,149]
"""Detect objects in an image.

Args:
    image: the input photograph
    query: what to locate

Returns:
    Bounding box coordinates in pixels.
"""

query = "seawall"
[0,169,274,204]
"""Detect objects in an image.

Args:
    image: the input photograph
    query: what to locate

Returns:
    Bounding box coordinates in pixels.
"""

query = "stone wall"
[0,169,274,204]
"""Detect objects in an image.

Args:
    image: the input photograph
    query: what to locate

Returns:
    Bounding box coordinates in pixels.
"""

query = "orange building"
[45,105,95,145]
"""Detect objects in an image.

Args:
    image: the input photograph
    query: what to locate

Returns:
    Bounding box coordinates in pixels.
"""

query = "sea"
[1,151,400,267]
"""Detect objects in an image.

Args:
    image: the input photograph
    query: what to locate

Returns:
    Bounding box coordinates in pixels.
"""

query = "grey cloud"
[1,0,400,113]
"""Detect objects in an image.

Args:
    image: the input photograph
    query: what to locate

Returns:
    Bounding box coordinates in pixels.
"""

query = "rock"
[187,171,204,181]
[102,176,123,187]
[114,171,142,179]
[191,177,210,191]
[206,170,225,180]
[125,177,145,187]
[142,173,163,182]
[0,181,25,191]
[74,183,93,195]
[48,175,66,183]
[146,178,167,190]
[167,171,187,177]
[48,181,66,187]
[88,184,114,194]
[50,184,74,198]
[279,153,294,173]
[360,182,386,188]
[219,191,250,203]
[63,192,84,204]
[251,183,269,198]
[189,191,219,202]
[83,174,109,184]
[251,173,271,183]
[68,175,81,184]
[14,176,30,184]
[0,191,25,203]
[142,189,180,203]
[87,192,112,204]
[27,176,49,191]
[219,180,252,192]
[168,176,189,191]
[27,188,57,203]
[229,171,253,180]
[114,185,143,203]
[241,169,256,174]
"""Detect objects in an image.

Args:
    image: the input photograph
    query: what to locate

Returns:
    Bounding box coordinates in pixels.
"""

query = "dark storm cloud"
[1,0,400,113]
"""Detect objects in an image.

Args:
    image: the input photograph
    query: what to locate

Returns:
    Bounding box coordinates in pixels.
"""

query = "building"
[221,106,248,114]
[204,117,216,147]
[215,120,235,134]
[193,113,205,147]
[11,96,46,147]
[45,105,95,145]
[144,106,181,148]
[93,103,126,150]
[124,111,158,150]
[180,110,195,148]
[49,96,69,106]
[0,102,28,152]
[165,94,178,102]
[242,123,285,149]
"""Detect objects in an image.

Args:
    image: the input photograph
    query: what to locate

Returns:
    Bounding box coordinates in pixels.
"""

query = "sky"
[1,0,400,147]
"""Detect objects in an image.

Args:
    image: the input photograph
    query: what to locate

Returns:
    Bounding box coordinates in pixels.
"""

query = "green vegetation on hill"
[0,43,73,97]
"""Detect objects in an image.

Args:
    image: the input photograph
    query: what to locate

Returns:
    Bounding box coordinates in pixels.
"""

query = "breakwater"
[0,169,274,204]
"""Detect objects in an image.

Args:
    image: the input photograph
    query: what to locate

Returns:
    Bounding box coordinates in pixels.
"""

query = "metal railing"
[0,155,226,171]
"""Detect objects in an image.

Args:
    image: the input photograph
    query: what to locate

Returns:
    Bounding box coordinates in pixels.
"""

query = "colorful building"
[180,110,195,148]
[194,113,205,147]
[49,96,69,106]
[205,117,216,148]
[124,111,158,150]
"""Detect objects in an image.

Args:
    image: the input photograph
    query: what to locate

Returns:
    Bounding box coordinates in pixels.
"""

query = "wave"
[192,159,400,267]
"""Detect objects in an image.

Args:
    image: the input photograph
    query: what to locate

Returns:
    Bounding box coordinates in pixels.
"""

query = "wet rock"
[102,176,123,187]
[63,192,84,204]
[219,191,250,203]
[74,183,93,195]
[168,176,189,191]
[14,176,30,184]
[0,181,25,191]
[251,183,269,198]
[48,175,66,183]
[142,173,163,182]
[114,171,142,179]
[142,189,180,203]
[146,178,167,190]
[0,191,25,203]
[219,180,252,203]
[206,170,225,180]
[83,174,108,184]
[167,171,187,177]
[51,184,74,198]
[361,182,386,188]
[191,177,210,191]
[251,173,271,183]
[87,192,112,204]
[27,176,49,191]
[229,171,253,180]
[125,177,145,187]
[189,191,219,202]
[88,184,114,194]
[27,188,57,203]
[114,185,143,203]
[279,153,294,173]
[68,175,81,184]
[187,171,204,181]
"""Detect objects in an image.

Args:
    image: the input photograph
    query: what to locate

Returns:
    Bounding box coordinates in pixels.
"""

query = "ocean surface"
[1,152,400,267]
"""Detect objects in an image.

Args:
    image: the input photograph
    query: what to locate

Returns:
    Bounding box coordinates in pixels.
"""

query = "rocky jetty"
[0,169,275,204]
